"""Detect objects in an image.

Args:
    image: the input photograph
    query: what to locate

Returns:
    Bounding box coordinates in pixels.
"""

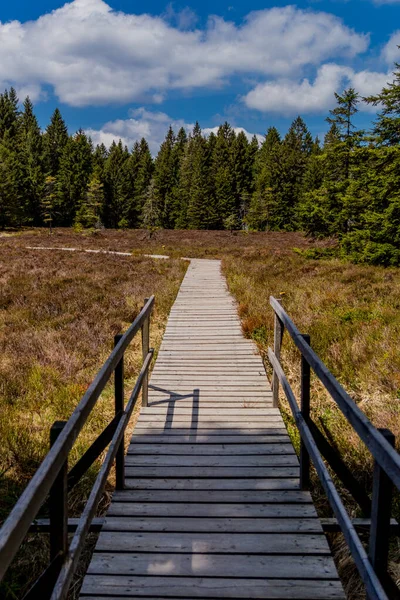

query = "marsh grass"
[0,242,187,598]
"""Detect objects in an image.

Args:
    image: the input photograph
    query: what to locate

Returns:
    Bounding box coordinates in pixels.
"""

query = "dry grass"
[0,241,187,598]
[11,226,329,258]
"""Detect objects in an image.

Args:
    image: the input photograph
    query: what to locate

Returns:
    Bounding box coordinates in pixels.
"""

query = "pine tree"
[76,174,104,228]
[43,108,69,176]
[212,122,236,227]
[365,59,400,146]
[175,133,194,229]
[103,140,130,228]
[0,88,20,141]
[41,176,57,233]
[187,123,216,229]
[170,127,188,227]
[0,143,20,229]
[142,178,160,237]
[134,138,154,224]
[18,97,44,225]
[326,88,361,179]
[153,126,175,228]
[57,130,93,225]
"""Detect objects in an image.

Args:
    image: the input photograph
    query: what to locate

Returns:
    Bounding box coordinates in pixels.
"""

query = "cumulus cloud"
[382,30,400,65]
[86,108,261,154]
[243,63,392,115]
[0,0,368,107]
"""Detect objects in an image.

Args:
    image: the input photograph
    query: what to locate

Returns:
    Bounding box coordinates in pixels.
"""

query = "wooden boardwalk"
[80,259,345,599]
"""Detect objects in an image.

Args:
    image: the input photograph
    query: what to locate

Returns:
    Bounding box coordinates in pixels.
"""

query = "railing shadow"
[148,384,199,440]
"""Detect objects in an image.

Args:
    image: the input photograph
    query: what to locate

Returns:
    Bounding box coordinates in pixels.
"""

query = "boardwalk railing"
[269,296,400,600]
[0,296,155,600]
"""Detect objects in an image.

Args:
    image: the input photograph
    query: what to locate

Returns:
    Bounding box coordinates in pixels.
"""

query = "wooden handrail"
[0,296,155,594]
[270,296,400,490]
[269,296,400,600]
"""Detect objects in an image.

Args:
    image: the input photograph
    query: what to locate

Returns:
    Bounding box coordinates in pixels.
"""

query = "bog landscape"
[1,1,400,599]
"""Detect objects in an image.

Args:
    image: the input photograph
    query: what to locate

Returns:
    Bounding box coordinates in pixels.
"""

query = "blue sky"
[1,0,399,152]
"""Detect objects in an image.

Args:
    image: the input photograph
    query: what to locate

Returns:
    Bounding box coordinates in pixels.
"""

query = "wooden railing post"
[368,428,395,597]
[114,334,124,490]
[141,298,150,407]
[272,298,283,408]
[300,334,311,490]
[49,421,68,562]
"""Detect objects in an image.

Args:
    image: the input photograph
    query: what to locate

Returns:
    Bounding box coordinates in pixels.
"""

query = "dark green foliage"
[57,131,93,225]
[365,61,400,146]
[43,108,68,176]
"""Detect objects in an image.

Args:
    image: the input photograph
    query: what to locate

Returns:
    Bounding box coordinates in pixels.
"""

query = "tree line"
[1,57,400,265]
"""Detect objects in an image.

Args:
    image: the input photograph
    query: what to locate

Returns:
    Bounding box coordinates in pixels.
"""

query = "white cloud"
[382,30,400,65]
[243,63,392,115]
[372,0,400,4]
[0,0,368,107]
[86,108,261,154]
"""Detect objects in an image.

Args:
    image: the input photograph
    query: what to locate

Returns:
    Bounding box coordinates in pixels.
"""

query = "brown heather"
[2,228,400,598]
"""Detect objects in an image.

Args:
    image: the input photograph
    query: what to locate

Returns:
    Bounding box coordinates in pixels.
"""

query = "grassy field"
[2,228,400,598]
[0,238,187,598]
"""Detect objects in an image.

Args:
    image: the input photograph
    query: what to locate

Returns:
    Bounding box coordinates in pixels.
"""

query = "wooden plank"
[124,478,300,490]
[125,466,299,478]
[110,489,309,503]
[87,552,339,577]
[129,435,290,444]
[95,531,331,554]
[100,516,323,533]
[136,416,284,423]
[126,455,298,467]
[140,408,280,416]
[131,427,288,435]
[127,443,294,455]
[80,577,345,599]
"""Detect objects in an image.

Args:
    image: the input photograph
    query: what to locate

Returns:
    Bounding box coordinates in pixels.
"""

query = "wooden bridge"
[0,258,399,600]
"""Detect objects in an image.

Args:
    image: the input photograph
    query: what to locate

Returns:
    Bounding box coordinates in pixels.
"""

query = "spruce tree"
[41,176,57,233]
[326,88,361,179]
[365,60,400,146]
[18,97,44,224]
[57,130,93,225]
[153,126,175,228]
[76,173,104,228]
[142,178,160,237]
[43,108,68,176]
[103,140,130,228]
[170,126,188,227]
[134,138,154,223]
[211,122,236,227]
[0,143,20,229]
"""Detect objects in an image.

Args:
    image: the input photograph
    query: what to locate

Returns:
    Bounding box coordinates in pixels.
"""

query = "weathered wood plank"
[87,552,339,577]
[110,489,310,503]
[124,477,299,490]
[95,531,331,554]
[129,435,290,444]
[125,466,299,477]
[127,443,293,455]
[107,502,317,518]
[80,577,345,599]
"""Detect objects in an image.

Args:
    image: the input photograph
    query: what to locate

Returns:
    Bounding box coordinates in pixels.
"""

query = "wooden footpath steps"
[80,259,345,599]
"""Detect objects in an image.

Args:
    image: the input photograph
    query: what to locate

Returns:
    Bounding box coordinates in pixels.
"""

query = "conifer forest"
[1,60,400,266]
